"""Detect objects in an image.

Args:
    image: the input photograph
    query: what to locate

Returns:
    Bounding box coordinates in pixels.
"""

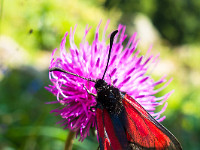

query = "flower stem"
[64,131,75,150]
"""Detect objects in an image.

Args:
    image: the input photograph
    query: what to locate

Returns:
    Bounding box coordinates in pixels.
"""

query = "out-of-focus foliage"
[152,45,200,150]
[1,0,119,52]
[0,0,200,150]
[104,0,200,45]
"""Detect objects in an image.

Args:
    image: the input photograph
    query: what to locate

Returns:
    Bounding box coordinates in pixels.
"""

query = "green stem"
[64,131,75,150]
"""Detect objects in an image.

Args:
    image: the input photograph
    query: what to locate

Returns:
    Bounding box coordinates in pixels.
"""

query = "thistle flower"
[46,21,173,141]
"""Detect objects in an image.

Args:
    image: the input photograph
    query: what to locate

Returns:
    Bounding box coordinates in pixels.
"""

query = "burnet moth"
[50,30,182,150]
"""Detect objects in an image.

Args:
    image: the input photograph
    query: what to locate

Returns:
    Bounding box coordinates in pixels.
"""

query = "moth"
[50,30,182,150]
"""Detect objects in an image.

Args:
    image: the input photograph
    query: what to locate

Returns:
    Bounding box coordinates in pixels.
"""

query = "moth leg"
[83,85,97,97]
[89,106,96,112]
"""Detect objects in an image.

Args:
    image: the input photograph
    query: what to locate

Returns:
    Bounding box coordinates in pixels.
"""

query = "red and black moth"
[50,30,182,150]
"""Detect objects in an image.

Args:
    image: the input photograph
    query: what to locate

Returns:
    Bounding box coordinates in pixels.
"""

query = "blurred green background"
[0,0,200,149]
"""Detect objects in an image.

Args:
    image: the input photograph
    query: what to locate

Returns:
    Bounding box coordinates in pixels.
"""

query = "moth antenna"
[49,67,96,82]
[102,30,118,80]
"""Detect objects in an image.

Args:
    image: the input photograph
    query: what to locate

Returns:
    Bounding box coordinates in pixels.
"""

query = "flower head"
[46,21,173,141]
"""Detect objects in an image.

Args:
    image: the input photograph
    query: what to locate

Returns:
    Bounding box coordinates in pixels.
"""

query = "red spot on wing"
[96,108,108,150]
[104,138,111,150]
[125,94,149,117]
[96,108,105,140]
[96,108,114,150]
[103,109,123,150]
[123,94,171,149]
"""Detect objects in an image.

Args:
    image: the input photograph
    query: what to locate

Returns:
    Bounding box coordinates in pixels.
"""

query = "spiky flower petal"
[46,21,172,141]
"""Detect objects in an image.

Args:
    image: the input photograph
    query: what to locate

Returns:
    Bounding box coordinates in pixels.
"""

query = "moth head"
[94,79,108,90]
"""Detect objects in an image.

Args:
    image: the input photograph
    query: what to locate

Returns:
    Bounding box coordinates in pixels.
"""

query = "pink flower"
[46,21,173,141]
